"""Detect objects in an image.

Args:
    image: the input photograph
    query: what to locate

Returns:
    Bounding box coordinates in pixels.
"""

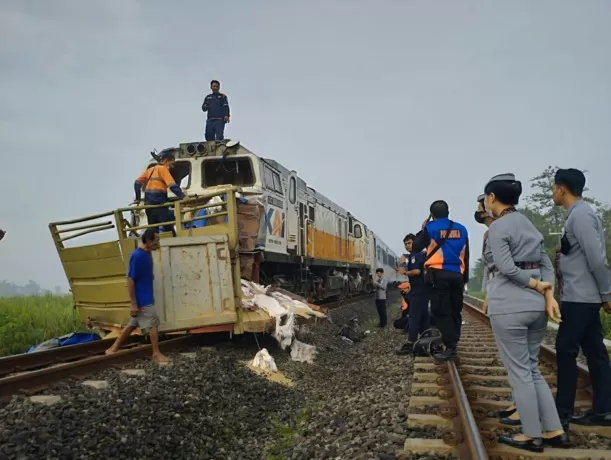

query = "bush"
[0,294,81,356]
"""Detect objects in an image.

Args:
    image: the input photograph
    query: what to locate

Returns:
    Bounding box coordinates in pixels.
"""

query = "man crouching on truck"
[105,228,170,363]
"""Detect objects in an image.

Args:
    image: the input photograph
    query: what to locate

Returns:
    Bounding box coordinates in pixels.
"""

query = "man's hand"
[130,303,140,317]
[603,301,611,314]
[224,115,230,122]
[397,267,407,275]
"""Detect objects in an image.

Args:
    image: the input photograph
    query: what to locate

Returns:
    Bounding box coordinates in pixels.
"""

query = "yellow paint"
[244,362,295,387]
[307,227,364,263]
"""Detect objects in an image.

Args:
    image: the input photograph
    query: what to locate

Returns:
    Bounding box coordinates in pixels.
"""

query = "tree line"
[0,280,63,297]
[469,166,611,292]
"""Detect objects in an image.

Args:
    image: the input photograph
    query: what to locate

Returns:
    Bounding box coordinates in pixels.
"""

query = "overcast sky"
[1,0,609,290]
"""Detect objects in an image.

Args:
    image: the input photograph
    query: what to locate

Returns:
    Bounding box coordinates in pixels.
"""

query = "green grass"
[0,294,81,357]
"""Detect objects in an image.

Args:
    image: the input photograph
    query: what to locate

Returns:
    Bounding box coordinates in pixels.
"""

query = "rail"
[0,335,194,399]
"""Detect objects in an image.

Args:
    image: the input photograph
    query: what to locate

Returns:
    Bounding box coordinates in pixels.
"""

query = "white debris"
[290,340,317,363]
[240,279,327,364]
[251,348,278,372]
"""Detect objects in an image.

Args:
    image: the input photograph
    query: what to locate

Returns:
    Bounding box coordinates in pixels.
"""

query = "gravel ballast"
[0,293,421,460]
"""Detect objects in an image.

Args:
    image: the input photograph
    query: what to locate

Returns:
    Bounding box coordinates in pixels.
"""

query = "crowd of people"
[376,168,611,453]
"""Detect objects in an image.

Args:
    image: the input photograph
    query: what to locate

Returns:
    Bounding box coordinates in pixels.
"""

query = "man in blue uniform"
[414,200,470,361]
[552,168,611,428]
[201,80,230,141]
[397,233,430,355]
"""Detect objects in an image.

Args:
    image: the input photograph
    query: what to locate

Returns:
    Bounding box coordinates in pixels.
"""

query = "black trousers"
[407,290,430,342]
[375,299,387,327]
[145,207,175,236]
[428,270,464,349]
[555,302,611,418]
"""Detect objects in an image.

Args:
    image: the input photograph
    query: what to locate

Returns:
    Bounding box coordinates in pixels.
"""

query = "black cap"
[554,168,585,196]
[158,148,176,161]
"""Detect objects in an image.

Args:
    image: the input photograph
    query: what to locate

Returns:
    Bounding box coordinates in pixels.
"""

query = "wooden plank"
[407,414,453,429]
[60,241,121,262]
[402,439,456,455]
[72,279,129,304]
[64,256,126,279]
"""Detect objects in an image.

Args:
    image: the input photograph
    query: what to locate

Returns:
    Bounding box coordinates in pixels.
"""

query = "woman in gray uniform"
[483,173,568,452]
[475,194,520,424]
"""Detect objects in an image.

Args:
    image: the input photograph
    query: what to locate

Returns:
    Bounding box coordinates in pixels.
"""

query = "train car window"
[376,246,381,261]
[354,224,363,239]
[263,167,274,189]
[272,172,283,195]
[289,177,296,204]
[308,206,315,222]
[202,158,255,187]
[348,217,353,234]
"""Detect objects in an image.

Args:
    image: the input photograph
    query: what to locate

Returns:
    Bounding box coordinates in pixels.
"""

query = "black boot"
[542,432,571,449]
[571,409,611,426]
[433,347,457,361]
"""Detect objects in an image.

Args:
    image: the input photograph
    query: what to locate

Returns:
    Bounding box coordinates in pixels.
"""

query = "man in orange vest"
[134,149,185,235]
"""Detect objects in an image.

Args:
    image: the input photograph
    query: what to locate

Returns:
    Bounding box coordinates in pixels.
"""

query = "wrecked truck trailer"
[49,187,284,338]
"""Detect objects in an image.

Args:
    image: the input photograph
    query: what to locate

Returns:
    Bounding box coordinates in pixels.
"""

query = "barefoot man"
[106,227,170,363]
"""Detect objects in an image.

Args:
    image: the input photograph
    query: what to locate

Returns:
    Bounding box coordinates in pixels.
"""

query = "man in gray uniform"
[553,168,611,428]
[373,268,388,328]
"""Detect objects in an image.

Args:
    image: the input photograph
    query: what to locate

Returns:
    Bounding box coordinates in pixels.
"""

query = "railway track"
[0,292,375,400]
[402,300,611,460]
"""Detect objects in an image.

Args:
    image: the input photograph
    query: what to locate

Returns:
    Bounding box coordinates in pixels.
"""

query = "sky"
[0,0,609,290]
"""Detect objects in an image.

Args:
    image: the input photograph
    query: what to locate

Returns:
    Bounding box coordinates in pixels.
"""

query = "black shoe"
[498,435,544,453]
[433,348,458,361]
[571,409,611,426]
[498,407,517,418]
[500,416,521,426]
[542,433,571,449]
[559,417,570,432]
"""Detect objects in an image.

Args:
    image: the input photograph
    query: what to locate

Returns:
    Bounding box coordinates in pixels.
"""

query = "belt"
[489,261,541,277]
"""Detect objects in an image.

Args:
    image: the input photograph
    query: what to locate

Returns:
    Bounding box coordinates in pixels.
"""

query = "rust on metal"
[0,336,193,399]
[447,360,490,459]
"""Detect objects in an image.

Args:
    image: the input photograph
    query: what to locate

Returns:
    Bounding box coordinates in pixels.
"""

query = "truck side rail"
[48,188,244,332]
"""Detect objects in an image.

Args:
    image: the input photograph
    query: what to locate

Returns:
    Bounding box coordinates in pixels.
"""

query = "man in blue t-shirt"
[105,228,169,363]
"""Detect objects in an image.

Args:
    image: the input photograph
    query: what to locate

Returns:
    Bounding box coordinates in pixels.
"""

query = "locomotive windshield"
[202,157,256,187]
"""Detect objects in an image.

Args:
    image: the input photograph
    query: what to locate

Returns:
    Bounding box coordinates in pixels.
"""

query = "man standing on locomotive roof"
[201,79,230,142]
[552,168,611,429]
[413,200,470,361]
[106,228,170,364]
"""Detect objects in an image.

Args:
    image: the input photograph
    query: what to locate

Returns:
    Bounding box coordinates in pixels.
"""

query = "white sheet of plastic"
[240,278,324,364]
[251,348,278,372]
[273,311,296,350]
[290,339,317,363]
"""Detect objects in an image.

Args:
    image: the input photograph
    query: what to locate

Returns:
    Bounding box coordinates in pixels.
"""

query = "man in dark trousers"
[134,149,185,236]
[373,268,388,328]
[201,79,230,142]
[552,168,611,429]
[397,233,430,354]
[414,200,470,361]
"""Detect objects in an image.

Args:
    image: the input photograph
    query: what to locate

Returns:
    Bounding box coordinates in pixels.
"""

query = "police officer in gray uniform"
[552,168,611,428]
[484,173,568,452]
